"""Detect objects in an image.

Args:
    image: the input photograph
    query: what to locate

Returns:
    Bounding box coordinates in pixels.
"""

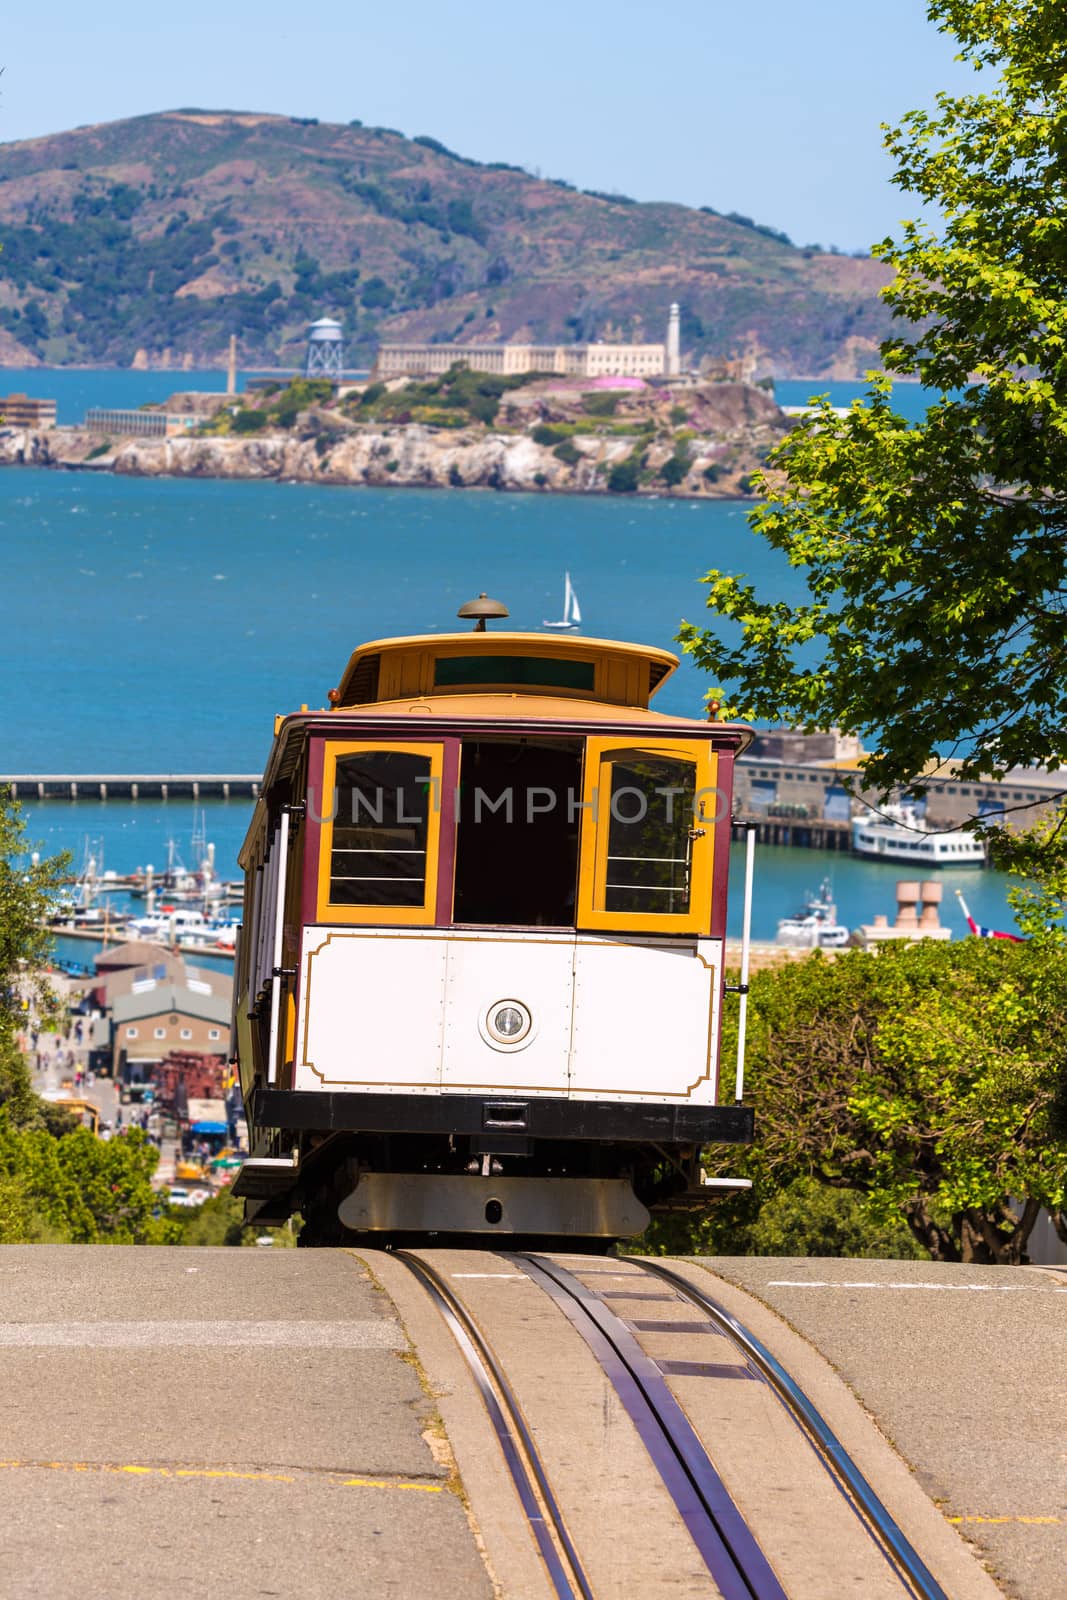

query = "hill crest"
[0,110,893,373]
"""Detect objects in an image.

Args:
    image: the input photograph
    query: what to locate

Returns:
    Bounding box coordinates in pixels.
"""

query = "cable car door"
[576,739,718,935]
[572,738,721,1101]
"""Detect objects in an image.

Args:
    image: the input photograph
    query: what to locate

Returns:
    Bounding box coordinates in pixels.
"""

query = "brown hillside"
[0,110,894,373]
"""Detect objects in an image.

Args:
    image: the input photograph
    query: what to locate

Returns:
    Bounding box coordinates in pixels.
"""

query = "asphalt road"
[699,1256,1067,1600]
[0,1247,493,1600]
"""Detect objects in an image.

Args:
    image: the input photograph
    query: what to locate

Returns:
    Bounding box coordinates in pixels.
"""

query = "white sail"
[543,570,581,629]
[568,576,582,625]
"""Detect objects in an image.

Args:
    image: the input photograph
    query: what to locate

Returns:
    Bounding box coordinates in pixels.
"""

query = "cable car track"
[629,1258,949,1600]
[394,1250,955,1600]
[515,1253,789,1600]
[396,1251,594,1600]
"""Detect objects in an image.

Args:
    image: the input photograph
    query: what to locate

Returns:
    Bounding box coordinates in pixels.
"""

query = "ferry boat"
[777,881,850,949]
[851,803,985,866]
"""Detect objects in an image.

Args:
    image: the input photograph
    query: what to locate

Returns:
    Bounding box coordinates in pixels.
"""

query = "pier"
[732,813,853,850]
[2,774,260,801]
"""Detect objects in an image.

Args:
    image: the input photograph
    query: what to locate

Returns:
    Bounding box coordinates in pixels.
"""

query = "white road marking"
[766,1281,1054,1293]
[0,1320,406,1348]
[451,1273,527,1280]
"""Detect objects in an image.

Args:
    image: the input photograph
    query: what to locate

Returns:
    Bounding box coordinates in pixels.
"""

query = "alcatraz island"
[0,307,789,499]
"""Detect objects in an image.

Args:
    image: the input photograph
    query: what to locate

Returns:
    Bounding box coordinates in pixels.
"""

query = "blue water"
[0,468,805,769]
[774,379,935,423]
[1,367,367,426]
[1,371,1019,938]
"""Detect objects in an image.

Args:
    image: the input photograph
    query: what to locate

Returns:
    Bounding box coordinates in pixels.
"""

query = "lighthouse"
[666,303,681,377]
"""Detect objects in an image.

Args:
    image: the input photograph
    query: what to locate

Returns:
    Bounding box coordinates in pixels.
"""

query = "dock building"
[734,730,1065,848]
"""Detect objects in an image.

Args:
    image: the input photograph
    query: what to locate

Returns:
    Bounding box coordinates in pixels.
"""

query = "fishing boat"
[543,571,582,630]
[777,880,850,949]
[851,803,985,865]
[49,840,127,929]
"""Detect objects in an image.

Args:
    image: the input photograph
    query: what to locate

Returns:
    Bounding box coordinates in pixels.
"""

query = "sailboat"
[543,571,582,630]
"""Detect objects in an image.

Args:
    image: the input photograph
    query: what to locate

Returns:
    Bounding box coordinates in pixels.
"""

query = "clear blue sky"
[1,0,980,252]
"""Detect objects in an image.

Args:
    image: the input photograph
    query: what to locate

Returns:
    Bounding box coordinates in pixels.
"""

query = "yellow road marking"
[947,1514,1062,1526]
[0,1459,443,1493]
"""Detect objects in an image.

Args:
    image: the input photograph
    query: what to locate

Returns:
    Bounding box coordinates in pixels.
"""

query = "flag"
[955,890,1025,942]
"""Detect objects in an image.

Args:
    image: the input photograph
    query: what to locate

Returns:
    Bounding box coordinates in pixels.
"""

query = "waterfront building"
[1,392,57,429]
[111,980,232,1076]
[83,408,199,437]
[734,750,1065,838]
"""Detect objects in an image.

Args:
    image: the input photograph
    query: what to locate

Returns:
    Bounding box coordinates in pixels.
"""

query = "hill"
[0,110,894,375]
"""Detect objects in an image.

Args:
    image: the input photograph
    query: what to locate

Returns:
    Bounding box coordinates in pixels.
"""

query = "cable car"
[232,595,755,1244]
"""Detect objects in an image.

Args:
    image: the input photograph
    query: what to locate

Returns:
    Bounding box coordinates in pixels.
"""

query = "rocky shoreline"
[0,383,788,499]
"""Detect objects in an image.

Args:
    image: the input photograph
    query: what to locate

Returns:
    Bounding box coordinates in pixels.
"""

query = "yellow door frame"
[316,740,445,926]
[577,738,718,935]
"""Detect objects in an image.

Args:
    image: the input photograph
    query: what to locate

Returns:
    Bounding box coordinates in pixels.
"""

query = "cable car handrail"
[729,821,757,1103]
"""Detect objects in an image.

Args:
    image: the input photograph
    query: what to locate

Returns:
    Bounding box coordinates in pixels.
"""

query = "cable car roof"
[331,631,679,712]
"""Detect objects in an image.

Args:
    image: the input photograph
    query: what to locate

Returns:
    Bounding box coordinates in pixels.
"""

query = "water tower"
[304,317,344,382]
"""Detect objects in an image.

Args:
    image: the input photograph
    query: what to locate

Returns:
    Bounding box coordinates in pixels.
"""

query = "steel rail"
[633,1258,949,1600]
[395,1252,593,1600]
[516,1253,788,1600]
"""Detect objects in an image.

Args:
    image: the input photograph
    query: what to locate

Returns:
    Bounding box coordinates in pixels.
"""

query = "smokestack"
[666,303,681,378]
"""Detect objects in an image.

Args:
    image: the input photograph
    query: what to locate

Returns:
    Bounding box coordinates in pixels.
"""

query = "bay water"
[2,371,1015,940]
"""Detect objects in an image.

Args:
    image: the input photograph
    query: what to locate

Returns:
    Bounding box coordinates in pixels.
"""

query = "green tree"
[679,2,1067,853]
[635,1175,921,1260]
[705,941,1067,1265]
[0,1122,179,1243]
[0,790,70,1126]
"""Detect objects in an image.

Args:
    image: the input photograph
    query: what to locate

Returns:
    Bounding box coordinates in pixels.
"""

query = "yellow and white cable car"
[232,595,755,1244]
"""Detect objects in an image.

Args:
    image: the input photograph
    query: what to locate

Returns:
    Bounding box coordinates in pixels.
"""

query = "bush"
[661,454,688,488]
[385,458,400,472]
[669,404,689,425]
[582,392,619,417]
[553,439,581,466]
[532,423,561,445]
[233,408,267,433]
[607,455,642,493]
[411,408,467,428]
[533,471,547,487]
[703,462,724,483]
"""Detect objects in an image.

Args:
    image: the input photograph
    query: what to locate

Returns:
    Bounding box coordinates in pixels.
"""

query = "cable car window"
[434,656,595,690]
[604,756,696,915]
[329,750,432,907]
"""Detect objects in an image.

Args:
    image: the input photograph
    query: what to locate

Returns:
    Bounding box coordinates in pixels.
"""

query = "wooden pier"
[731,813,853,851]
[2,774,260,801]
